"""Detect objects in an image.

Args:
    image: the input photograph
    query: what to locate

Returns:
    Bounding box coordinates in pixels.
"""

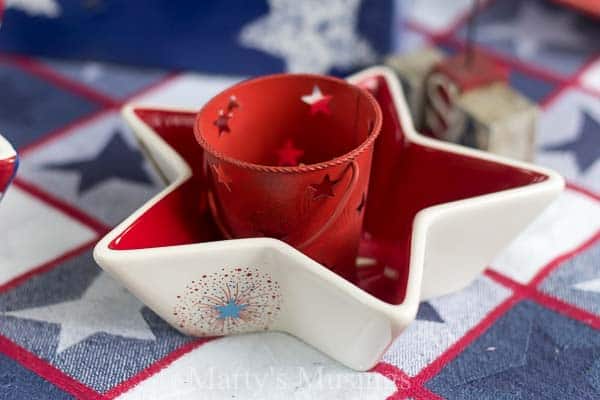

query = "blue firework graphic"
[173,266,282,336]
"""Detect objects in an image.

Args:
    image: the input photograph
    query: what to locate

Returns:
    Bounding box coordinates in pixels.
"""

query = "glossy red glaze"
[110,75,547,305]
[194,74,382,281]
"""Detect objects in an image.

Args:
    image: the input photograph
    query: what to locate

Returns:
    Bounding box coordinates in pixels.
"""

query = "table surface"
[0,1,599,399]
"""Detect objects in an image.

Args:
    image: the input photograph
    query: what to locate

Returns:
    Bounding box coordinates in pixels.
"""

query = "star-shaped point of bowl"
[94,67,563,371]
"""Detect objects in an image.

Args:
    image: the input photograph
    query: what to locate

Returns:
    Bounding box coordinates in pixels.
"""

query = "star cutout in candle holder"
[309,174,336,200]
[276,139,304,166]
[357,193,366,213]
[227,96,239,112]
[94,68,563,371]
[213,110,231,136]
[301,85,332,115]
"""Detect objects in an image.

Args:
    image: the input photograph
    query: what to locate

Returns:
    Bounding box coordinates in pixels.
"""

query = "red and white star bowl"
[0,134,17,203]
[93,67,564,370]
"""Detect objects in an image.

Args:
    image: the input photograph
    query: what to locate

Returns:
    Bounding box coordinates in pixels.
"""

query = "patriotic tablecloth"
[0,1,599,399]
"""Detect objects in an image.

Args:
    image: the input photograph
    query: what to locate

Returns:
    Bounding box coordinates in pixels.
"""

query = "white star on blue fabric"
[5,0,61,17]
[238,0,376,73]
[7,273,156,353]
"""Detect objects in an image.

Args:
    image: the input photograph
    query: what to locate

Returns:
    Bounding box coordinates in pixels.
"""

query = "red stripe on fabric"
[0,54,119,108]
[123,71,182,103]
[18,108,115,156]
[13,178,111,235]
[566,182,600,203]
[486,269,600,330]
[412,386,445,400]
[372,362,413,399]
[0,335,103,399]
[0,239,97,294]
[540,54,600,108]
[103,337,212,399]
[484,269,524,291]
[540,84,571,109]
[371,362,446,399]
[530,229,600,287]
[413,292,524,385]
[530,290,600,330]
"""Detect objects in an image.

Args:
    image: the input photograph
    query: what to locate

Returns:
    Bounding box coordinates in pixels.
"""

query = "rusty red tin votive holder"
[194,74,382,281]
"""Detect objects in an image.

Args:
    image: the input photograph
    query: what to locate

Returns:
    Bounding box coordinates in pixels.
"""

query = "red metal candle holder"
[194,74,382,281]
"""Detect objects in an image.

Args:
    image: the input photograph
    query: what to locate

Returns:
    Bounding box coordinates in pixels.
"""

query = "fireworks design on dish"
[173,266,282,336]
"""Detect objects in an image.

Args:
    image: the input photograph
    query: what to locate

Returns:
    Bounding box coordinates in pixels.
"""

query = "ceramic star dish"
[93,67,564,370]
[0,134,18,203]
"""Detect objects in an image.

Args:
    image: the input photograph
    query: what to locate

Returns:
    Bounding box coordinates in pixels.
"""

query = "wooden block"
[385,48,444,130]
[457,83,538,162]
[423,52,508,143]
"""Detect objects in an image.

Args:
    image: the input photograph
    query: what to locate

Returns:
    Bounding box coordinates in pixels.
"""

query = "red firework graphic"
[173,266,282,336]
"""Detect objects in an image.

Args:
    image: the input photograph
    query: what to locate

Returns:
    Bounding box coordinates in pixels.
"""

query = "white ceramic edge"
[0,134,16,161]
[347,66,565,299]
